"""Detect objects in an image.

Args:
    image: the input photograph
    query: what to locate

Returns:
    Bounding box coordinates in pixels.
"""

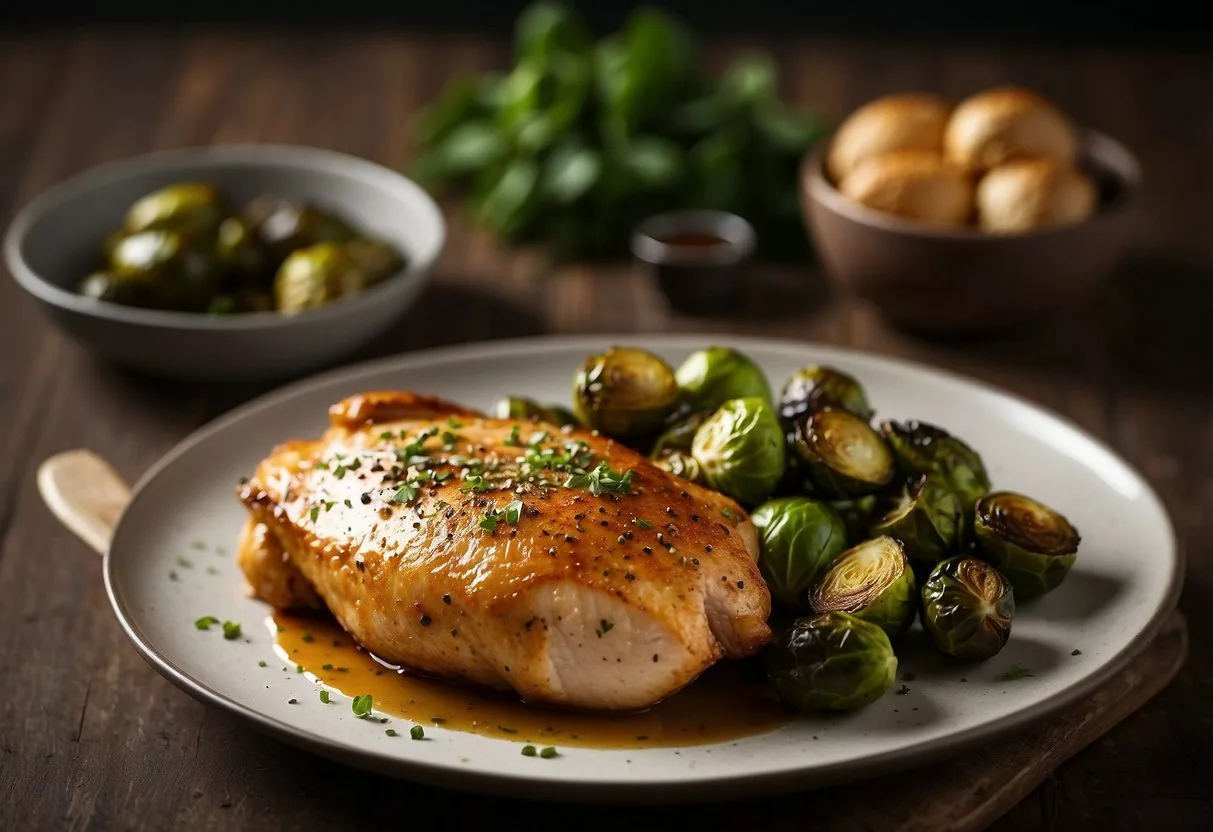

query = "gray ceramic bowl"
[801,131,1141,335]
[4,145,444,380]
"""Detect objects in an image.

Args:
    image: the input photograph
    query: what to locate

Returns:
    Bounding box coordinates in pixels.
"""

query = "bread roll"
[945,87,1077,173]
[827,93,951,182]
[838,150,973,228]
[975,160,1096,233]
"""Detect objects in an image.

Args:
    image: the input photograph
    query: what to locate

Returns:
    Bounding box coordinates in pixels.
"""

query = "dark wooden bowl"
[800,131,1141,335]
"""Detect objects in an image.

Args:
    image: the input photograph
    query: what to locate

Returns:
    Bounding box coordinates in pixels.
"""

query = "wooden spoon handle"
[37,450,132,557]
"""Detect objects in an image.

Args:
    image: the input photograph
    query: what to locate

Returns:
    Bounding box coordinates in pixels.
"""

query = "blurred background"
[4,0,1212,42]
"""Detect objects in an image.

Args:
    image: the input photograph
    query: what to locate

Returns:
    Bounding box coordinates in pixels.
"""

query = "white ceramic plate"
[104,335,1181,801]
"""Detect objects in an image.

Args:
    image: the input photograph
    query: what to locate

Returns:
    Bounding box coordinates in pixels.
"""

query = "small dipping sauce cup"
[631,211,756,316]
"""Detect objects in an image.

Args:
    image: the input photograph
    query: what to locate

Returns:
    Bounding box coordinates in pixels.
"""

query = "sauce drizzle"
[271,613,795,749]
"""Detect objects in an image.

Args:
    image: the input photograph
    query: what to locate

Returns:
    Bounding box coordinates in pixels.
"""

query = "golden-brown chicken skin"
[238,391,772,711]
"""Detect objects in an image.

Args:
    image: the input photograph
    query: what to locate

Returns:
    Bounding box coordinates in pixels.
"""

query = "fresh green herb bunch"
[412,2,829,260]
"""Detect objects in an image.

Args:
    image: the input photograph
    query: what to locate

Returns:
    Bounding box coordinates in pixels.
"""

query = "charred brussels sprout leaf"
[492,397,579,427]
[975,492,1080,599]
[870,474,965,575]
[124,182,226,236]
[792,407,894,498]
[751,497,848,610]
[573,347,679,440]
[651,409,710,456]
[652,450,704,484]
[921,557,1015,660]
[675,347,771,413]
[809,536,917,638]
[829,496,879,541]
[881,420,990,512]
[273,242,365,313]
[779,365,874,423]
[691,397,786,505]
[764,611,897,712]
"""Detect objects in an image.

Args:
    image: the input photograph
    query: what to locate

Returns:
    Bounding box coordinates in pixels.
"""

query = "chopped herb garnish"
[999,664,1034,681]
[521,745,537,757]
[222,621,242,640]
[258,660,267,668]
[479,512,504,534]
[390,483,419,504]
[379,431,394,441]
[1071,649,1083,656]
[333,465,347,479]
[296,664,304,673]
[169,571,179,582]
[352,694,374,718]
[385,728,399,737]
[309,506,320,523]
[319,690,331,704]
[194,615,219,631]
[505,425,522,446]
[322,663,334,670]
[595,619,614,638]
[565,461,634,497]
[459,474,493,493]
[540,746,558,759]
[447,418,463,429]
[504,499,524,525]
[633,517,653,529]
[302,632,314,643]
[721,506,740,522]
[176,556,193,568]
[410,725,425,740]
[190,540,207,551]
[344,499,353,509]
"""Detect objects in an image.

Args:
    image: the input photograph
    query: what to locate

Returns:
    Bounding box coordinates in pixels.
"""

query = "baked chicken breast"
[238,391,772,711]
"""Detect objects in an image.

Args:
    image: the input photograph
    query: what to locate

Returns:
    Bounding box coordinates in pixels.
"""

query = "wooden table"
[1,31,1209,830]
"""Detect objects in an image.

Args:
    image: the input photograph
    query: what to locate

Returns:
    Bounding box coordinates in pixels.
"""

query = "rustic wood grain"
[0,30,1209,831]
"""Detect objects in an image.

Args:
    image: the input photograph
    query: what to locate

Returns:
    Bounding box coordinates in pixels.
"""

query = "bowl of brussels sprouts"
[4,145,444,381]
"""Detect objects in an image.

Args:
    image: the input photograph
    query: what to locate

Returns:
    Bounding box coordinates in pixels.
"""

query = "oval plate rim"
[102,334,1183,802]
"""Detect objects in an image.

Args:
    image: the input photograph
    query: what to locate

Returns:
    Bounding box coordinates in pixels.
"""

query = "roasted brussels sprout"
[215,216,270,284]
[652,450,705,484]
[829,496,879,541]
[651,409,709,456]
[344,238,405,286]
[492,396,579,427]
[921,556,1015,660]
[108,229,222,311]
[751,497,848,609]
[791,407,895,498]
[691,397,786,505]
[78,271,155,307]
[273,242,365,314]
[778,365,874,423]
[764,611,898,712]
[124,182,225,236]
[809,536,917,638]
[881,420,991,511]
[975,492,1080,599]
[245,195,356,264]
[573,347,680,440]
[675,347,771,413]
[869,474,965,574]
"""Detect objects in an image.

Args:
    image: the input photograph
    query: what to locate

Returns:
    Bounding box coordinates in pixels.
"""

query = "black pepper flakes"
[419,614,432,627]
[736,580,746,589]
[360,493,372,505]
[442,594,452,605]
[600,520,609,527]
[665,507,677,517]
[705,544,713,552]
[690,514,700,523]
[642,546,653,554]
